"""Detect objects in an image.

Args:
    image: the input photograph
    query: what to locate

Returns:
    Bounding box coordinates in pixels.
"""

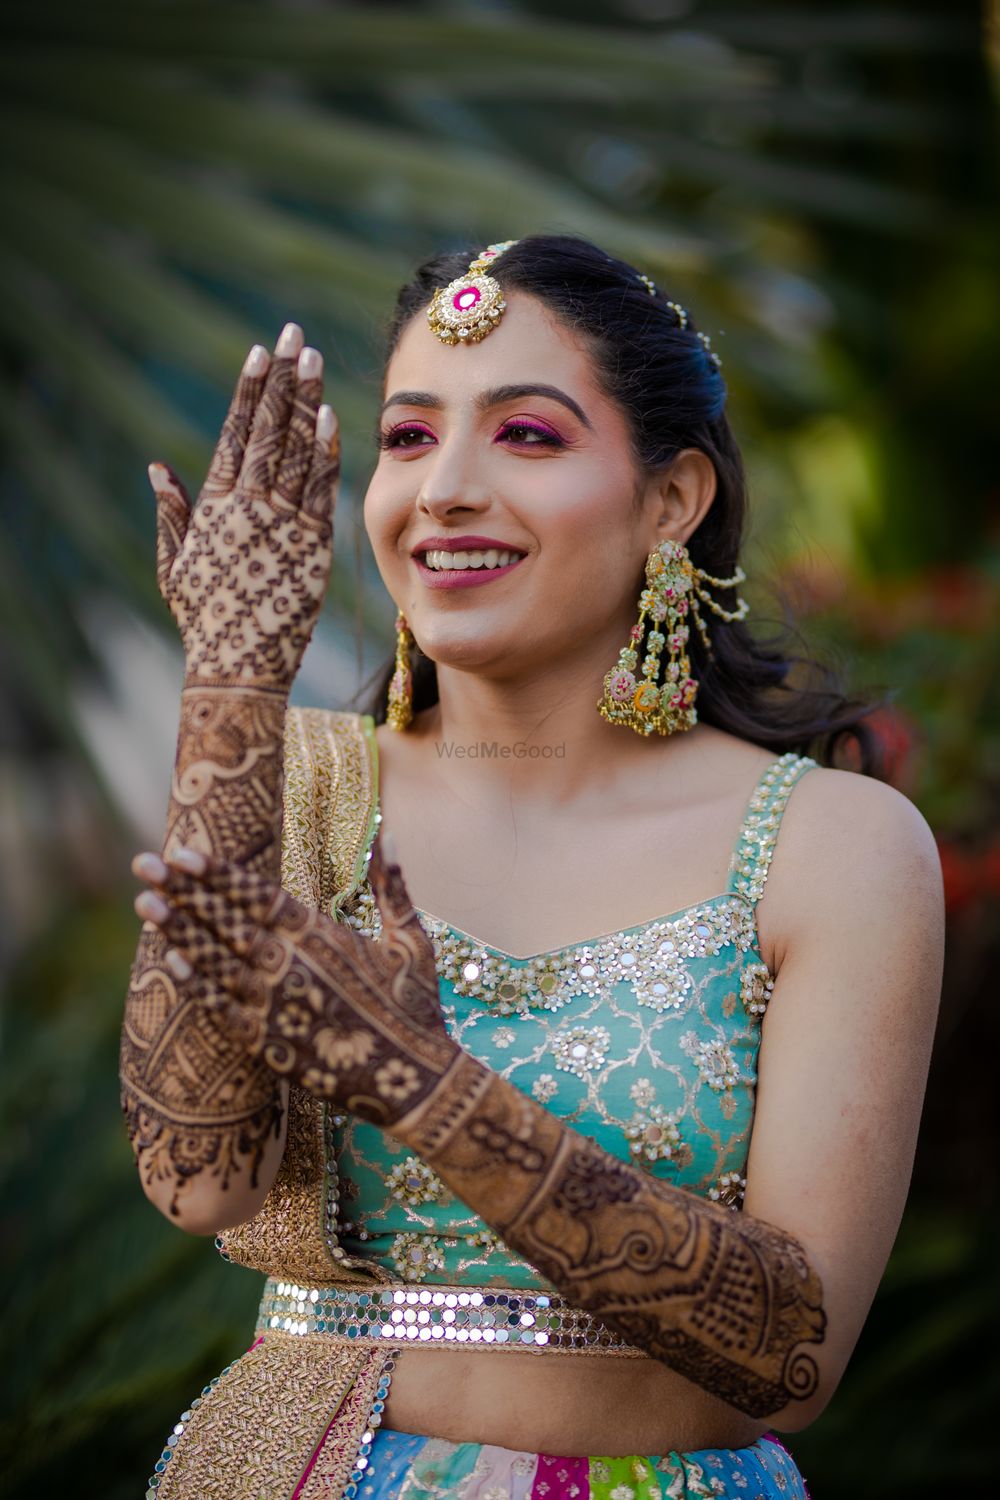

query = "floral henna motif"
[120,332,340,1216]
[139,836,459,1131]
[395,1062,826,1418]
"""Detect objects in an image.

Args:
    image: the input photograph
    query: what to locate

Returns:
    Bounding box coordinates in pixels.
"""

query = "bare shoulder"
[762,762,945,974]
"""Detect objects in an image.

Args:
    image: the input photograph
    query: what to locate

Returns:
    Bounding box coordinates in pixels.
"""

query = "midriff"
[382,1345,769,1456]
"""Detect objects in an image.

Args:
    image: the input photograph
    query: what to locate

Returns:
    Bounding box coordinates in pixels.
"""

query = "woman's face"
[364,289,660,681]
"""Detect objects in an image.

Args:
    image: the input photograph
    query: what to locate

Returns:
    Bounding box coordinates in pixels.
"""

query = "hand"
[150,323,338,691]
[131,832,459,1128]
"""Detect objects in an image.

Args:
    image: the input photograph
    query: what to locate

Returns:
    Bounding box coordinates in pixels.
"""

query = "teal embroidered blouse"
[332,731,818,1293]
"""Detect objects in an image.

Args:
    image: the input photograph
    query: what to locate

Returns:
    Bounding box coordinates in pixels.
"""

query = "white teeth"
[422,548,522,571]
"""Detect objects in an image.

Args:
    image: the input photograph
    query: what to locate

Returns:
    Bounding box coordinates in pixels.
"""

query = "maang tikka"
[597,539,749,737]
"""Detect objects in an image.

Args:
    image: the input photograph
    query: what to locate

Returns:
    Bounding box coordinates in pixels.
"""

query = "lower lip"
[414,556,527,590]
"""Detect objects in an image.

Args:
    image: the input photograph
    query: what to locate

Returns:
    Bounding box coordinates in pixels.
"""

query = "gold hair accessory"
[426,240,520,345]
[386,612,414,732]
[635,275,722,370]
[598,538,748,737]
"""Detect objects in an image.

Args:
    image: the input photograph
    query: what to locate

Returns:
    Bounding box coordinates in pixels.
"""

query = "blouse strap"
[726,751,820,908]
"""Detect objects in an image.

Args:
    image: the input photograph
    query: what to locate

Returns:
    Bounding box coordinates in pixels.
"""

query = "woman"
[122,235,945,1499]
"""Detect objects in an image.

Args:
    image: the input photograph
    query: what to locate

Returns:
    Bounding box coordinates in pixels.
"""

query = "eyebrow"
[379,382,594,431]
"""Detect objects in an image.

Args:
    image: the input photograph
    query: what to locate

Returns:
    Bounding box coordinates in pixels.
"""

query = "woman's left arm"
[133,772,944,1427]
[404,772,945,1429]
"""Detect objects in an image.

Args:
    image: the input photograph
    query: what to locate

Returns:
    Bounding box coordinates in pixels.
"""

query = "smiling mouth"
[416,547,526,572]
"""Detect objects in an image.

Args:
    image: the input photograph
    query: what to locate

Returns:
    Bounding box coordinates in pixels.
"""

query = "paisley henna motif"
[136,837,826,1415]
[119,333,339,1216]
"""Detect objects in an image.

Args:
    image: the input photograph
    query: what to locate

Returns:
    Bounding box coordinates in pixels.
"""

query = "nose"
[415,434,493,522]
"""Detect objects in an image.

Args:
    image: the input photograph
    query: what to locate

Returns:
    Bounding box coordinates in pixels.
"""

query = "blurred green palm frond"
[0,0,980,776]
[0,6,995,1498]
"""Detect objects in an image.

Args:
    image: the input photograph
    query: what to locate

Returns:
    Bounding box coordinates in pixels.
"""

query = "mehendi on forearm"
[396,1052,826,1418]
[120,684,288,1213]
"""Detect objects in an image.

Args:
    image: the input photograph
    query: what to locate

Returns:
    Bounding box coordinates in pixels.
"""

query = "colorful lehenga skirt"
[362,1427,810,1500]
[146,1332,810,1500]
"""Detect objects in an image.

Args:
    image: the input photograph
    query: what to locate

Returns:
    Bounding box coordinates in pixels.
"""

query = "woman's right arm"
[118,324,339,1233]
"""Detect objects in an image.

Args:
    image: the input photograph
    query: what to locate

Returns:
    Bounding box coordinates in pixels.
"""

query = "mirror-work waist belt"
[256,1275,647,1359]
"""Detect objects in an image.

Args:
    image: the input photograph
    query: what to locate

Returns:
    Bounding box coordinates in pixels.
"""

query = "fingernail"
[298,346,322,379]
[148,462,168,488]
[169,847,207,874]
[133,852,168,883]
[243,344,269,377]
[136,891,169,923]
[316,405,338,444]
[275,322,303,357]
[165,949,193,980]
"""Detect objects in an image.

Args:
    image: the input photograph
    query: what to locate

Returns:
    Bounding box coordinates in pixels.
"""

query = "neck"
[408,647,693,808]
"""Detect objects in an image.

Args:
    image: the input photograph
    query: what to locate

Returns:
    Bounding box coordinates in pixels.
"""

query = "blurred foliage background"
[1,1,997,1495]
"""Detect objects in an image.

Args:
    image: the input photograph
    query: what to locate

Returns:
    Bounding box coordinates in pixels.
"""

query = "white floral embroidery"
[680,1031,740,1091]
[532,1073,558,1103]
[630,1077,656,1108]
[390,1232,446,1282]
[551,1025,611,1078]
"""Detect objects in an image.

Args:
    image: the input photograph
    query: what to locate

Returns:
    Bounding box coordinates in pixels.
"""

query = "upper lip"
[411,535,528,558]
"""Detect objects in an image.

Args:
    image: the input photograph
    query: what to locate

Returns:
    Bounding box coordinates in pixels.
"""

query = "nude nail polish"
[275,322,303,357]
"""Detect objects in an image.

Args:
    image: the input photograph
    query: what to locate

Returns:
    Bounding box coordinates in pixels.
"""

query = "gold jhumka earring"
[597,538,748,737]
[386,612,415,732]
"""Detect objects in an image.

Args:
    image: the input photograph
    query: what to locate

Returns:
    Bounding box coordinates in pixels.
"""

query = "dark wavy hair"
[355,233,890,776]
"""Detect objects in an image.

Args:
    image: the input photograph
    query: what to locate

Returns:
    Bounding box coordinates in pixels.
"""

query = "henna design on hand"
[394,1059,826,1417]
[153,337,337,690]
[133,834,460,1129]
[120,331,340,1216]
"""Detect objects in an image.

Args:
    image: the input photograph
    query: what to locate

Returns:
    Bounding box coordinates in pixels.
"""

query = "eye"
[378,423,435,450]
[497,419,563,447]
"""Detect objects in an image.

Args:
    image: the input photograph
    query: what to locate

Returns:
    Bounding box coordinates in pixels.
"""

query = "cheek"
[362,477,405,556]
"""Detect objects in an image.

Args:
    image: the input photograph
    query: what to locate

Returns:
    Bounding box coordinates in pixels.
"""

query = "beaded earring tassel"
[598,539,749,737]
[386,613,414,732]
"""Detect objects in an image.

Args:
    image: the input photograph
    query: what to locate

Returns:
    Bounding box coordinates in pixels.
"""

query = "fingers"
[149,462,193,600]
[132,847,287,955]
[274,347,324,510]
[301,403,341,525]
[133,889,245,1006]
[201,343,271,503]
[240,322,303,503]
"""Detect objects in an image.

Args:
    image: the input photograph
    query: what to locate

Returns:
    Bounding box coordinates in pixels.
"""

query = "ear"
[642,448,718,549]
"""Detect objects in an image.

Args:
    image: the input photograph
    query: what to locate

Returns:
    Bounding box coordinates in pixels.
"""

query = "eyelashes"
[377,419,564,452]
